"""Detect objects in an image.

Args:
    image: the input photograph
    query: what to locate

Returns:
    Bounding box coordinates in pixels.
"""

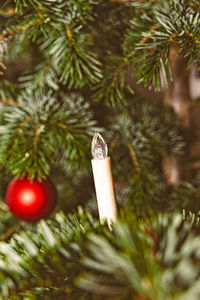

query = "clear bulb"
[91,132,108,159]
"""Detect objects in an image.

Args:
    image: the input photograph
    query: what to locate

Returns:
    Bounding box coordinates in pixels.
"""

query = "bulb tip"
[91,132,108,159]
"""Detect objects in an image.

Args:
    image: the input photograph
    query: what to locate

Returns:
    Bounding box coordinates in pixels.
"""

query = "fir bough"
[0,89,97,180]
[0,209,199,299]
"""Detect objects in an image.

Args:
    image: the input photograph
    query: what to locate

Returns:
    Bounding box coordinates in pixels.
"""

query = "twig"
[0,21,36,41]
[0,98,17,105]
[34,125,41,145]
[128,144,141,172]
[111,24,160,86]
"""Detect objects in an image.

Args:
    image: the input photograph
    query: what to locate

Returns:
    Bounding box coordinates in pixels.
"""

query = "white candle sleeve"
[91,132,117,228]
[91,157,117,226]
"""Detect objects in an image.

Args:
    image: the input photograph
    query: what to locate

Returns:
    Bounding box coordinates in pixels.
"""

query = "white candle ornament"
[91,132,117,228]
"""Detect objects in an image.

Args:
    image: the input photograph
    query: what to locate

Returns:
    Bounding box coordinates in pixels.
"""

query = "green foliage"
[0,1,200,298]
[0,81,19,100]
[0,208,106,299]
[20,58,59,90]
[1,0,200,106]
[0,204,17,241]
[45,28,102,88]
[0,89,97,180]
[93,55,132,107]
[124,0,200,90]
[78,210,200,300]
[1,0,103,91]
[106,96,184,215]
[0,209,199,299]
[15,0,101,22]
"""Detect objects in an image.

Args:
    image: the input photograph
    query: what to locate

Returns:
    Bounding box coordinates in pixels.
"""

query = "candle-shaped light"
[91,132,117,227]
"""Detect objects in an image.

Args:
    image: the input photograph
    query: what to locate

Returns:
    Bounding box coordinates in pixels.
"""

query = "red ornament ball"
[6,177,57,222]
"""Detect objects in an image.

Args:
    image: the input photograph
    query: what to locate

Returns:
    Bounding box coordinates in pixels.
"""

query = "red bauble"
[6,177,57,222]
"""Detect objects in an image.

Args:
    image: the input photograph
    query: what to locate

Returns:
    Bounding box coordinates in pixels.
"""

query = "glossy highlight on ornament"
[91,132,108,160]
[6,177,57,222]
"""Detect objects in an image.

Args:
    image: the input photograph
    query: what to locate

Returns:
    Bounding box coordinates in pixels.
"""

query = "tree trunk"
[163,47,192,185]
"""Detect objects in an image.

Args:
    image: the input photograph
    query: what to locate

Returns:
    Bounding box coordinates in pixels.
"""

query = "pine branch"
[93,55,132,106]
[107,96,184,213]
[123,0,200,89]
[0,208,106,299]
[0,207,199,299]
[0,81,19,103]
[78,210,200,299]
[0,89,98,180]
[42,26,102,88]
[0,21,36,42]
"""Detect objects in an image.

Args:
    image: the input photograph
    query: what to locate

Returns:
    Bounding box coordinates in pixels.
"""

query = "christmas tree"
[1,0,200,299]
